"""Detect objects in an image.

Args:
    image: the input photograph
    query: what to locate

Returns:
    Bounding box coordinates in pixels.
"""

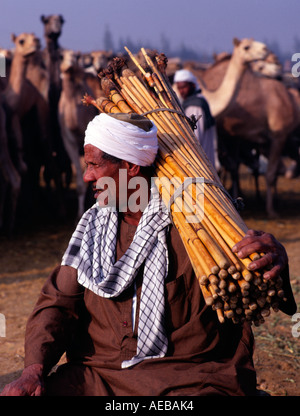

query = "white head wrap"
[84,113,158,166]
[173,69,200,90]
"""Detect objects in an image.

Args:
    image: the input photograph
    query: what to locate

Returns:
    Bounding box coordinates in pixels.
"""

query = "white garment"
[61,186,171,369]
[184,95,220,170]
[84,113,158,166]
[173,69,200,90]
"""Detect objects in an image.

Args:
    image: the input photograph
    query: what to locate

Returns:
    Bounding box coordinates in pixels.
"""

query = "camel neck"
[45,37,59,51]
[200,50,246,118]
[61,69,83,99]
[6,52,28,109]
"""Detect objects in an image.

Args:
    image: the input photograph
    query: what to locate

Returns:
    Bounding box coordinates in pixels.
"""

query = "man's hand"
[0,364,45,396]
[232,229,288,280]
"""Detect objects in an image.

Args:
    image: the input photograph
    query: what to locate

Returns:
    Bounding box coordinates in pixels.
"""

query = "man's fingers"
[245,229,264,237]
[247,252,277,271]
[263,264,282,280]
[233,240,269,259]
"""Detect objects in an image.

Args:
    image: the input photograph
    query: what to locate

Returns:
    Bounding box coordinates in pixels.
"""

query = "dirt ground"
[0,161,299,396]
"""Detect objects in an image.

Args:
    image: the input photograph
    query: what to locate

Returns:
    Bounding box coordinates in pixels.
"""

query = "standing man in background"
[174,69,220,171]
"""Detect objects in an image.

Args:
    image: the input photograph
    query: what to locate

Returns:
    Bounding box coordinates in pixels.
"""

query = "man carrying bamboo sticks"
[1,113,296,396]
[174,69,220,171]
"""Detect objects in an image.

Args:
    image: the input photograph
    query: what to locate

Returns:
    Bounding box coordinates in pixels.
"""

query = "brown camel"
[40,14,64,101]
[193,39,300,217]
[25,39,50,102]
[40,14,72,195]
[58,49,98,218]
[0,85,21,234]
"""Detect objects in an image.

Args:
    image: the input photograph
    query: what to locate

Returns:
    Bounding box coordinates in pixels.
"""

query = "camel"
[3,32,65,224]
[84,50,114,99]
[213,50,283,79]
[0,89,21,235]
[26,40,50,102]
[194,38,269,117]
[194,39,300,217]
[58,49,98,218]
[250,52,283,79]
[40,14,64,101]
[40,14,72,195]
[3,32,44,175]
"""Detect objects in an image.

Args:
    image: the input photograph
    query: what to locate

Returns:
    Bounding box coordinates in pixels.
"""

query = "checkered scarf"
[61,186,171,368]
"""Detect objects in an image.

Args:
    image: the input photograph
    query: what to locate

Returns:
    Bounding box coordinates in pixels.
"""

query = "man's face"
[83,144,128,210]
[175,81,195,100]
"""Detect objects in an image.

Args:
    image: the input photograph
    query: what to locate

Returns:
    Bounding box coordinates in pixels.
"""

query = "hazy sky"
[1,0,299,58]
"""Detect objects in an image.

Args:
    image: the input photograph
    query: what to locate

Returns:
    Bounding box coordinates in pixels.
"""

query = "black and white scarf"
[61,186,171,368]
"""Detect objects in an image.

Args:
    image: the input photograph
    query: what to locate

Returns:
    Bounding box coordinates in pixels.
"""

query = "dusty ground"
[0,162,299,396]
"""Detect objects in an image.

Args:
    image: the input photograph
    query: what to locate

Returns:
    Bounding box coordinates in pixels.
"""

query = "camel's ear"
[41,15,48,24]
[59,15,65,24]
[11,33,17,43]
[233,37,241,46]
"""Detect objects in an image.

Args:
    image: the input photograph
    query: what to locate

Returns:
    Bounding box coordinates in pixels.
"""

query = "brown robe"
[24,220,296,396]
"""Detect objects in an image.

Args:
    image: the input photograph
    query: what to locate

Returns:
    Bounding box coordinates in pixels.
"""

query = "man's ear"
[123,161,141,177]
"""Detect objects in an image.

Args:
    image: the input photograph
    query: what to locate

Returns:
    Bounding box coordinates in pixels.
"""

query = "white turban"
[173,69,200,90]
[84,113,158,166]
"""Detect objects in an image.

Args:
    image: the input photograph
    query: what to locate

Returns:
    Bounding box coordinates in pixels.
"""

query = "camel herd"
[0,14,300,235]
[187,39,300,218]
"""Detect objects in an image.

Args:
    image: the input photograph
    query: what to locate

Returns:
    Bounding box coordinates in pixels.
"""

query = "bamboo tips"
[83,47,287,326]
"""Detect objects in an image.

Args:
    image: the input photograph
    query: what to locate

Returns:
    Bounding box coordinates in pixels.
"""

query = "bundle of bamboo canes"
[82,47,286,326]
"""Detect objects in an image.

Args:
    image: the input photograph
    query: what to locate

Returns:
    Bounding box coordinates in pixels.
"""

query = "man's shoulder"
[182,92,208,109]
[79,204,110,222]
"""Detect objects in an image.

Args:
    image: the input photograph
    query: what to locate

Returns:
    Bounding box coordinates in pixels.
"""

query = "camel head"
[250,59,283,79]
[90,50,113,73]
[232,37,269,65]
[41,14,65,40]
[60,49,81,74]
[11,33,41,57]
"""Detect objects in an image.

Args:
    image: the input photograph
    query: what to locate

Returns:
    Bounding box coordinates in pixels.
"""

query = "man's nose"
[83,168,94,183]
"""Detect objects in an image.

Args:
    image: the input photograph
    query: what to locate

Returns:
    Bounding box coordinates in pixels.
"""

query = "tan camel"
[195,40,300,217]
[250,52,283,78]
[83,50,114,98]
[58,49,98,218]
[3,32,65,222]
[195,38,269,117]
[3,32,43,174]
[213,50,283,79]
